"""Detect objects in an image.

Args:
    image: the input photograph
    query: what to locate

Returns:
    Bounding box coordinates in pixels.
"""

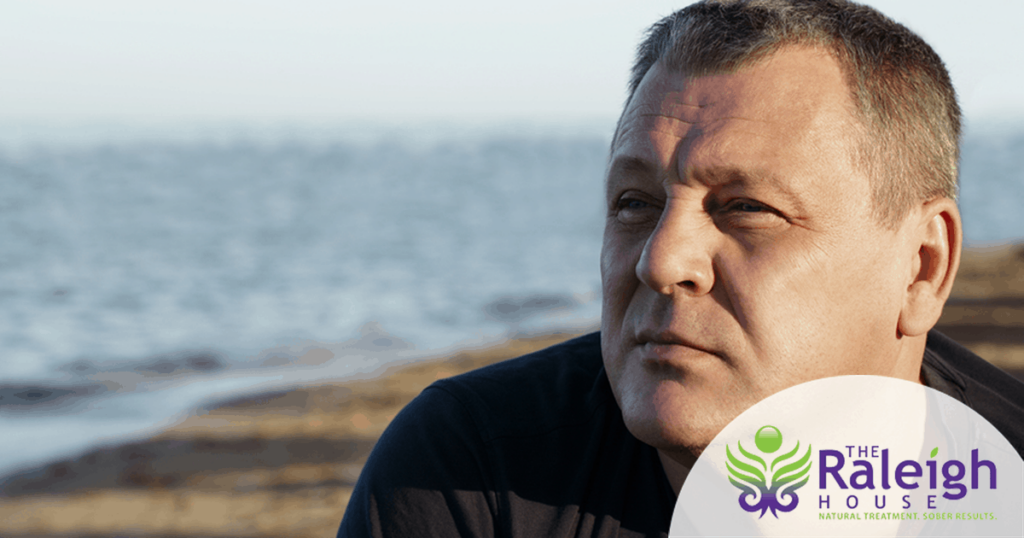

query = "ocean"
[0,120,1021,477]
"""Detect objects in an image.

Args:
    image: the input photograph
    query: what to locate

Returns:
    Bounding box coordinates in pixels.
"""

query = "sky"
[1,1,1022,128]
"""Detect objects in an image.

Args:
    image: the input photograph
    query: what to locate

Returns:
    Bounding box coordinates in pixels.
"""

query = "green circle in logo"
[755,425,783,453]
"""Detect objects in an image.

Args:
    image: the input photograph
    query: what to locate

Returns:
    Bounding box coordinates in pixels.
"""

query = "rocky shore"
[1,243,1021,538]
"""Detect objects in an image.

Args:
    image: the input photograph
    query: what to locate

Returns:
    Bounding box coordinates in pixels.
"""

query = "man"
[338,1,1024,536]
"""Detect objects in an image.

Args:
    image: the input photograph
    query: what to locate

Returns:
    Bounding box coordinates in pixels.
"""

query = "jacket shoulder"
[925,329,1024,455]
[427,332,613,441]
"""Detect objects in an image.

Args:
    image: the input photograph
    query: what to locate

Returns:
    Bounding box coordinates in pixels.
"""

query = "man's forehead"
[617,97,702,146]
[636,90,709,122]
[616,80,708,138]
[612,79,769,157]
[611,92,773,169]
[612,49,855,154]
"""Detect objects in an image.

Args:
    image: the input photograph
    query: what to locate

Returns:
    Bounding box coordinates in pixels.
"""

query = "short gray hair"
[622,0,960,228]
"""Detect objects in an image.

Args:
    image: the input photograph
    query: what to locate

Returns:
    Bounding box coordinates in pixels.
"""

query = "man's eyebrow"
[697,166,808,213]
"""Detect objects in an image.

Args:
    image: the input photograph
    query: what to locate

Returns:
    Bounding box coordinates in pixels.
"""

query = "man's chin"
[609,357,764,461]
[616,378,748,453]
[621,410,720,462]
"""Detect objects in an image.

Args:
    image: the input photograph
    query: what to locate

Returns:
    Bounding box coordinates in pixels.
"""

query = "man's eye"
[717,199,788,230]
[613,196,660,225]
[729,201,767,213]
[618,198,650,210]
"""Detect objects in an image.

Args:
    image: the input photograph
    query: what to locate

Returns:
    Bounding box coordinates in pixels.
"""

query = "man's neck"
[658,448,693,496]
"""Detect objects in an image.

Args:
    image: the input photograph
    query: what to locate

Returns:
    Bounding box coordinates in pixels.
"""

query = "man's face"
[600,47,916,456]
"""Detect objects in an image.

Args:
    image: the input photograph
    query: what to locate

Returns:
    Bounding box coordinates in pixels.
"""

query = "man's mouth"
[635,329,721,361]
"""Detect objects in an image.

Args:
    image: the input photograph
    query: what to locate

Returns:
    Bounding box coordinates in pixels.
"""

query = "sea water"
[0,120,1020,478]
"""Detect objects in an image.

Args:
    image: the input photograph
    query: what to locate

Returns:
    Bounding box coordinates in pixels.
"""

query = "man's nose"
[635,203,715,296]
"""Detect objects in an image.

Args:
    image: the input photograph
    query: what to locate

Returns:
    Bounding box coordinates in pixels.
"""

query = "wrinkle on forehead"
[637,93,709,126]
[612,51,840,153]
[614,110,773,158]
[639,112,772,132]
[614,81,782,146]
[637,114,695,144]
[655,92,712,115]
[614,92,702,150]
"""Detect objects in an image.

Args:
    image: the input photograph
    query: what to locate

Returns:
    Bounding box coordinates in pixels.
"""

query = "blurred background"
[0,0,1021,518]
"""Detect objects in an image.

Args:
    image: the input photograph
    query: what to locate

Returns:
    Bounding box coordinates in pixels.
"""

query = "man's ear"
[898,197,962,338]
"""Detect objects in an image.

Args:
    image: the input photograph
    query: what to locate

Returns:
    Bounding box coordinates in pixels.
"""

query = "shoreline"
[0,331,589,538]
[1,243,1021,538]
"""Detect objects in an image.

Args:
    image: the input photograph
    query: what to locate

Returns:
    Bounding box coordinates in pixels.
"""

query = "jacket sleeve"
[337,384,498,538]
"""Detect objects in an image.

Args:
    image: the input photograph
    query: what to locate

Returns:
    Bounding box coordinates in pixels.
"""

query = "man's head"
[600,0,963,466]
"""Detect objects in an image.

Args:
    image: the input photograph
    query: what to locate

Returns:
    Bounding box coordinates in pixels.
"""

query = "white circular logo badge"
[671,376,1023,537]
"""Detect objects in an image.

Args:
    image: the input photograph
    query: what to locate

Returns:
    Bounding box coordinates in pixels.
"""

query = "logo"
[726,425,813,518]
[671,378,1023,537]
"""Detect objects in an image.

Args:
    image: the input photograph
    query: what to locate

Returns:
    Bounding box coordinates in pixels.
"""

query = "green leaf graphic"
[729,475,757,494]
[771,440,801,472]
[738,440,767,471]
[930,447,938,458]
[773,443,812,486]
[782,473,810,494]
[728,429,810,520]
[727,445,765,484]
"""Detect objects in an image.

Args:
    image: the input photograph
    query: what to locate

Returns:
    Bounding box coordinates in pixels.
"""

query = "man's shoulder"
[338,331,675,537]
[924,329,1024,454]
[439,331,605,388]
[426,331,614,441]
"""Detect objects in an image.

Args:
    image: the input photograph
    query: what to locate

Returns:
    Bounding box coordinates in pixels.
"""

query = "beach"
[0,243,1021,538]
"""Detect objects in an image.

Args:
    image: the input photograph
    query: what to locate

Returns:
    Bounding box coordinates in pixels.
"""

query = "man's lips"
[634,329,721,361]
